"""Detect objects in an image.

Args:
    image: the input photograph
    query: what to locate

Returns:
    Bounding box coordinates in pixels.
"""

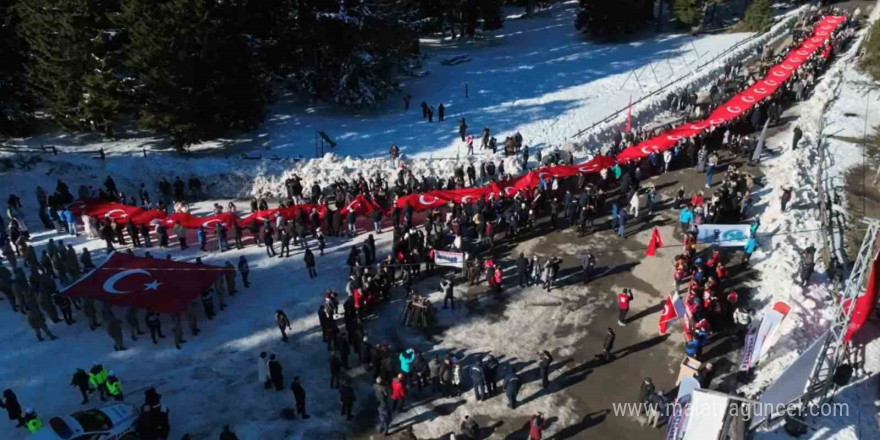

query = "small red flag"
[645,227,663,256]
[658,296,674,334]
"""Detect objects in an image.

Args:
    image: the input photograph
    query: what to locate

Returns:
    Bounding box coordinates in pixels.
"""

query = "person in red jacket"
[715,262,728,280]
[493,267,503,294]
[391,373,406,413]
[529,412,546,440]
[617,289,634,326]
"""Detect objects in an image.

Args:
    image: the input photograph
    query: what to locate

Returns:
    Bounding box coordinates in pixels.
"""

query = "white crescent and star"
[202,219,223,228]
[104,209,128,219]
[103,269,161,295]
[419,195,438,206]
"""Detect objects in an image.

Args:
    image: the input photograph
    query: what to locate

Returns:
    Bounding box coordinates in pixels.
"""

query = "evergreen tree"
[15,0,122,135]
[673,0,701,27]
[479,0,504,31]
[0,0,33,136]
[743,0,772,32]
[575,0,654,40]
[118,0,266,148]
[280,0,420,106]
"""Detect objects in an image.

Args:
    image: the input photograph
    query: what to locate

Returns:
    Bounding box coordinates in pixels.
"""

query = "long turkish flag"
[61,252,224,314]
[616,15,846,164]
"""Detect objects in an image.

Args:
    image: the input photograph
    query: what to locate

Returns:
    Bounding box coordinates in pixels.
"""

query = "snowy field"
[3,2,880,440]
[7,2,756,161]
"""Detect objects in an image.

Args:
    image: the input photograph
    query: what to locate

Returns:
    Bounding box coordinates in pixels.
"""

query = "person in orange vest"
[617,289,634,326]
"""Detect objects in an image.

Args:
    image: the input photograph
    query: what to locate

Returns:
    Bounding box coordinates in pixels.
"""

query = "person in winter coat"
[268,354,284,391]
[329,350,343,389]
[602,328,616,362]
[275,310,291,342]
[792,126,803,150]
[483,355,499,395]
[28,308,56,341]
[70,369,90,404]
[679,206,694,236]
[617,289,634,326]
[441,277,455,309]
[219,425,239,440]
[743,236,759,266]
[107,317,126,351]
[390,373,407,412]
[373,377,390,409]
[145,309,165,344]
[236,256,250,288]
[304,247,317,278]
[291,377,310,418]
[538,351,553,388]
[0,389,24,427]
[54,293,74,325]
[580,253,596,284]
[459,415,479,440]
[503,368,522,409]
[258,352,270,389]
[125,307,144,341]
[339,379,356,421]
[399,348,416,384]
[517,253,529,287]
[470,362,486,401]
[639,378,655,411]
[780,187,793,212]
[173,222,188,250]
[529,413,546,440]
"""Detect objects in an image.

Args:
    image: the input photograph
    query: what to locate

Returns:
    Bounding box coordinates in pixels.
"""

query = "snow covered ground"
[1,2,808,204]
[741,2,880,439]
[6,2,880,440]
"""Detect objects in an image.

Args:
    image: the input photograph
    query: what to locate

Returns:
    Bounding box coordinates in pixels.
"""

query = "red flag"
[61,252,224,314]
[658,295,679,335]
[844,253,879,341]
[645,227,664,256]
[340,194,381,216]
[625,95,632,133]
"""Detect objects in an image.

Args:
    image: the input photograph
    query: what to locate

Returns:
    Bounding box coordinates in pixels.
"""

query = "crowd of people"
[0,5,859,439]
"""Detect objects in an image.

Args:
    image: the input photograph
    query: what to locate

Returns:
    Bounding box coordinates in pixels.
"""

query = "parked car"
[28,402,140,440]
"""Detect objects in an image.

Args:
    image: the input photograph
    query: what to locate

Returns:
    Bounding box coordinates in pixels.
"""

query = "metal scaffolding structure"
[803,218,880,406]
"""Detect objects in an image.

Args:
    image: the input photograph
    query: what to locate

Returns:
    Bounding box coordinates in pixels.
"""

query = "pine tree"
[575,0,654,40]
[281,0,420,106]
[673,0,701,27]
[0,0,33,136]
[15,0,122,134]
[743,0,772,32]
[118,0,266,148]
[479,0,504,31]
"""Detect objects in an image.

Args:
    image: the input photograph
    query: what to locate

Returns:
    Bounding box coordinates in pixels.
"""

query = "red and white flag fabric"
[658,293,685,334]
[645,227,664,256]
[340,194,382,216]
[844,253,879,341]
[61,252,224,314]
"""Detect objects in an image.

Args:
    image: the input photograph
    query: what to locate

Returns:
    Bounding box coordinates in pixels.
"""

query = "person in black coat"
[71,368,90,404]
[339,379,356,421]
[602,328,616,362]
[268,354,284,391]
[0,389,23,427]
[538,350,553,388]
[517,253,528,287]
[291,377,310,418]
[263,225,275,256]
[304,248,316,278]
[503,369,522,409]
